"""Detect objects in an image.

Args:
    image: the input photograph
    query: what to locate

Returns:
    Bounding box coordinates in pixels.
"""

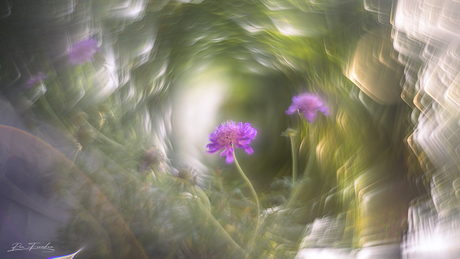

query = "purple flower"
[26,72,48,88]
[206,121,257,163]
[68,39,100,65]
[285,93,330,123]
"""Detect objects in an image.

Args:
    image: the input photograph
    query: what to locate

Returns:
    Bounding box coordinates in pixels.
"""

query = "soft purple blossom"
[206,121,257,163]
[68,39,100,65]
[26,72,48,88]
[285,93,330,123]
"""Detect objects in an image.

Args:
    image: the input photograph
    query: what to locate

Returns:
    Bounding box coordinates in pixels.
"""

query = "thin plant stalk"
[233,152,260,224]
[233,152,259,258]
[290,134,298,184]
[285,127,316,208]
[282,128,298,185]
[303,129,316,178]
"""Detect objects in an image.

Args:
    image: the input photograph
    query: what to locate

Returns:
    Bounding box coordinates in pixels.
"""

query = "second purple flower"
[285,93,330,123]
[26,72,48,88]
[206,121,257,163]
[68,38,100,65]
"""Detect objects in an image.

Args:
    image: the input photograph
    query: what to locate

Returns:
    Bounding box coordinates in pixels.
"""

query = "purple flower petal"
[69,38,100,65]
[304,110,316,123]
[206,143,220,154]
[243,145,253,154]
[285,106,297,115]
[209,133,218,142]
[285,93,329,123]
[237,139,251,146]
[206,121,257,163]
[220,147,229,157]
[26,72,48,88]
[225,146,234,163]
[318,106,329,115]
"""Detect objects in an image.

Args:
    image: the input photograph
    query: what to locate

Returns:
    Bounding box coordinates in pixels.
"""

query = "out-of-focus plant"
[285,93,330,123]
[68,39,101,66]
[284,93,330,186]
[0,0,419,258]
[206,121,260,255]
[206,121,257,164]
[282,128,299,184]
[25,72,49,89]
[138,147,165,174]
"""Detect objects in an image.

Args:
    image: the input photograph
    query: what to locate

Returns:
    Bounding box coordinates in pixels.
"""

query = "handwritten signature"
[7,242,55,253]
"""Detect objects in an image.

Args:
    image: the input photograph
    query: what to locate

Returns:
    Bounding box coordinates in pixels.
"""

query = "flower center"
[218,125,238,146]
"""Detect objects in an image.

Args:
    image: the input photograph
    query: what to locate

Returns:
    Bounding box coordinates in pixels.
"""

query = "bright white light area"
[272,18,303,36]
[110,0,147,20]
[296,248,354,259]
[171,65,230,174]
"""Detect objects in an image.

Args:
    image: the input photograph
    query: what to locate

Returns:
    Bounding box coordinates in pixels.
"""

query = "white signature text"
[7,242,55,253]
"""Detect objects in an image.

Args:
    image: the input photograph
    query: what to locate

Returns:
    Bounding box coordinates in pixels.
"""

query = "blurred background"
[0,0,459,258]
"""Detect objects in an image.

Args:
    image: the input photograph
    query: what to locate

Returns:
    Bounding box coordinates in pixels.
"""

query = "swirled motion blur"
[0,0,459,258]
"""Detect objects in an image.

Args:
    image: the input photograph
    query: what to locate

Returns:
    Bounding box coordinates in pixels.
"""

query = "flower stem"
[285,128,316,208]
[233,153,260,222]
[290,135,298,184]
[233,152,259,257]
[304,129,316,178]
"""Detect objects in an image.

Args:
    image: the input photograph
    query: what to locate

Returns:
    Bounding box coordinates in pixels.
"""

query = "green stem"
[286,128,316,208]
[233,152,259,258]
[290,135,298,184]
[233,153,260,223]
[304,129,316,178]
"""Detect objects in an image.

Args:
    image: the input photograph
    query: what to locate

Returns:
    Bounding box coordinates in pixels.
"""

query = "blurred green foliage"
[0,0,423,258]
